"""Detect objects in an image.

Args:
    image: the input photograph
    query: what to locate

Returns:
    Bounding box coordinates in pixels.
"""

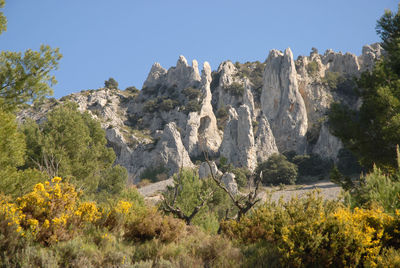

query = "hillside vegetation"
[1,1,400,267]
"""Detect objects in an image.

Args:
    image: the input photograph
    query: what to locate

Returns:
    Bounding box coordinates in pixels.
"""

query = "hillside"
[18,44,382,183]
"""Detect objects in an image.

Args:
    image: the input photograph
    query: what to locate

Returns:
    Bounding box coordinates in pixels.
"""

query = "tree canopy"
[22,103,127,195]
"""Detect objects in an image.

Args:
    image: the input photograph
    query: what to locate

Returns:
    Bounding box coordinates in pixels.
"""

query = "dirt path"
[137,178,343,205]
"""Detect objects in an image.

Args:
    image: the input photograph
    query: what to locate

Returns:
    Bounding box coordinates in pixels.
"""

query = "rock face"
[18,44,382,183]
[198,161,222,179]
[219,105,256,171]
[221,173,238,195]
[254,115,278,162]
[261,48,308,153]
[152,122,194,175]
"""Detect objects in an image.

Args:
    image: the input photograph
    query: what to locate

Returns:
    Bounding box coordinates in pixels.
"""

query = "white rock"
[198,161,222,179]
[221,173,238,195]
[261,48,308,153]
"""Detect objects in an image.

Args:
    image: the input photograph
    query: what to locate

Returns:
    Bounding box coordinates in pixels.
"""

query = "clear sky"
[0,0,398,98]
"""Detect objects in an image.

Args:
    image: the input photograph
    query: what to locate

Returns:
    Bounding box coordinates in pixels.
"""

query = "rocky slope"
[18,44,382,183]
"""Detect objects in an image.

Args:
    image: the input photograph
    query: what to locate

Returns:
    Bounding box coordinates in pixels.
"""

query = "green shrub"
[256,154,298,185]
[182,87,202,100]
[124,208,185,243]
[160,99,177,112]
[344,165,400,213]
[234,61,265,101]
[322,71,344,89]
[291,154,333,179]
[222,192,392,267]
[306,61,319,76]
[104,78,118,89]
[231,167,251,188]
[143,99,158,113]
[216,106,229,130]
[125,86,140,94]
[337,148,363,176]
[224,82,244,96]
[185,100,202,113]
[139,165,169,183]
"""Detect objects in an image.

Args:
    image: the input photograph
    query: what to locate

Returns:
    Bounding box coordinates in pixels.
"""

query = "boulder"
[198,161,222,179]
[221,173,238,195]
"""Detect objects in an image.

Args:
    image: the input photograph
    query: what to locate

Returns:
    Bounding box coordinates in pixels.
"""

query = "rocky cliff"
[18,44,382,183]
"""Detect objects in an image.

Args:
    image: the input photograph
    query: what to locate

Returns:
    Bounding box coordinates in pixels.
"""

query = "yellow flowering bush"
[102,200,133,233]
[222,192,395,267]
[0,177,101,245]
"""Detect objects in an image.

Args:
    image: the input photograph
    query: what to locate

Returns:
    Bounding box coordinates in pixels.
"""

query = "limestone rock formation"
[261,48,308,153]
[221,173,238,195]
[220,105,256,171]
[254,115,278,162]
[18,45,383,183]
[153,122,194,173]
[198,161,222,179]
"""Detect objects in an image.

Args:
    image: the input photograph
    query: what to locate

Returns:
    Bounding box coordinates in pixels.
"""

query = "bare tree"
[204,153,262,221]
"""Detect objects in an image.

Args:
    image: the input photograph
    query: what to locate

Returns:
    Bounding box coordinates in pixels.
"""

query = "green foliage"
[329,166,354,191]
[162,169,233,233]
[231,167,251,188]
[22,103,127,195]
[291,153,333,180]
[0,110,46,196]
[125,86,140,94]
[336,148,363,176]
[0,45,62,111]
[322,71,343,89]
[306,61,319,76]
[329,6,400,172]
[234,61,265,100]
[224,82,244,96]
[344,164,400,214]
[210,71,221,93]
[159,98,178,112]
[0,0,6,35]
[0,110,25,168]
[222,192,394,267]
[216,106,229,130]
[139,165,168,183]
[256,154,298,185]
[182,87,202,100]
[185,99,202,113]
[104,77,118,89]
[143,99,158,113]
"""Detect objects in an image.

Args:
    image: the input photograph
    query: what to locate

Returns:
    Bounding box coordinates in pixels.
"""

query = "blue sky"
[0,0,397,98]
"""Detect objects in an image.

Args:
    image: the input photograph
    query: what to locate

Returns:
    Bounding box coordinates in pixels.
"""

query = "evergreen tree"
[104,77,118,89]
[22,103,127,194]
[329,4,400,172]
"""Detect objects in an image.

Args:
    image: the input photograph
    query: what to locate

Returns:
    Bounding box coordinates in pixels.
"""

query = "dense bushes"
[256,153,298,185]
[22,103,127,196]
[0,176,244,267]
[222,192,399,267]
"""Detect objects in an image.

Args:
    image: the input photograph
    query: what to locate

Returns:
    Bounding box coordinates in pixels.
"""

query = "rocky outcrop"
[152,122,194,175]
[19,44,383,183]
[183,62,222,156]
[312,124,342,160]
[219,105,256,171]
[261,48,308,154]
[221,173,238,195]
[198,161,222,179]
[254,115,278,162]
